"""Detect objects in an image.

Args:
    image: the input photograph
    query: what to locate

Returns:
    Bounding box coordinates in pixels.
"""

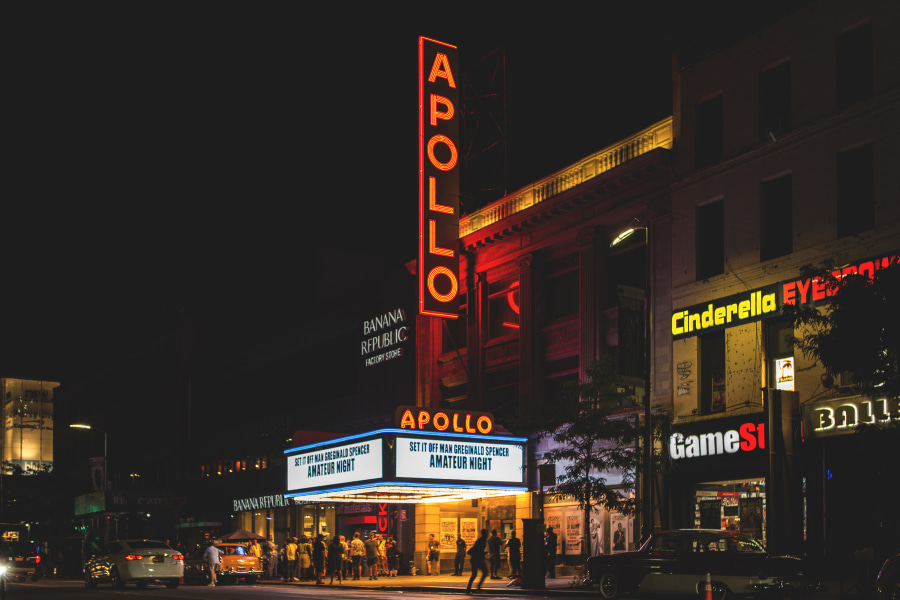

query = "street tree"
[516,353,666,566]
[783,260,900,400]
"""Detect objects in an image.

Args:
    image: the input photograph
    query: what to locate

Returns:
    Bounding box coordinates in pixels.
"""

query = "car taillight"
[173,554,184,561]
[125,555,144,561]
[35,556,41,564]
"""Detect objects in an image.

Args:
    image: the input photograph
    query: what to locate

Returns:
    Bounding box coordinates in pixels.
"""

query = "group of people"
[203,532,399,586]
[459,525,559,593]
[448,529,521,581]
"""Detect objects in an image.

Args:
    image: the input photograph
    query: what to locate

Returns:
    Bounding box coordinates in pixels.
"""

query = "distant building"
[0,378,58,475]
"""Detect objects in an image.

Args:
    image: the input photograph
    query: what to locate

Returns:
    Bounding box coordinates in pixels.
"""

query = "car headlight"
[0,564,7,577]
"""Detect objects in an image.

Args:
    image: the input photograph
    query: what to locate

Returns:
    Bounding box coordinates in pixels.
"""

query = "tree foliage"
[783,260,900,400]
[517,353,666,516]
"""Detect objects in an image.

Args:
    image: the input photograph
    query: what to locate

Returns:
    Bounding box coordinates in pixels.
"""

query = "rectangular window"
[760,174,793,261]
[836,143,875,238]
[488,275,520,339]
[836,22,873,110]
[759,61,791,141]
[696,200,724,280]
[695,94,724,168]
[699,331,726,415]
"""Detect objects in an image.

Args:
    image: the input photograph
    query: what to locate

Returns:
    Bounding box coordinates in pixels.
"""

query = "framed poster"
[565,512,582,554]
[610,513,630,553]
[440,517,458,551]
[588,506,604,556]
[460,517,478,547]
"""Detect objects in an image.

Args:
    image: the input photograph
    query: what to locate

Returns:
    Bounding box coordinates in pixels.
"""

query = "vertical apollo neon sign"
[418,37,460,319]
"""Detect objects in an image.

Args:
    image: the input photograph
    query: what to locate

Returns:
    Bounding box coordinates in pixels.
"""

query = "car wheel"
[166,579,180,589]
[597,571,620,600]
[110,567,125,589]
[84,571,97,590]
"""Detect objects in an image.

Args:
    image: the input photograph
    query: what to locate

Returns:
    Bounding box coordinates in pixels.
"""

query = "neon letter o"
[427,134,458,171]
[433,412,450,431]
[476,416,492,434]
[427,266,458,303]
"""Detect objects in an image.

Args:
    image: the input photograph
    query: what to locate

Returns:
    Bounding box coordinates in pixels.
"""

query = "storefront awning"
[284,429,528,504]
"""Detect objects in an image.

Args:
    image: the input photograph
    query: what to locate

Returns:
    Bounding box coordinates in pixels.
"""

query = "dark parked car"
[0,541,41,582]
[876,554,899,600]
[586,529,821,600]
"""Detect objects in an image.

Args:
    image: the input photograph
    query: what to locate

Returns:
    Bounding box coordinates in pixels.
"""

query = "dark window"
[699,331,726,415]
[696,200,725,280]
[759,61,791,141]
[760,174,793,261]
[836,22,873,110]
[543,270,578,323]
[837,143,875,238]
[488,276,519,339]
[695,94,724,168]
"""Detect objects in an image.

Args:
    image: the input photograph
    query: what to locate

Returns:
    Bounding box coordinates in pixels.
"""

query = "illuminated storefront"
[282,408,528,572]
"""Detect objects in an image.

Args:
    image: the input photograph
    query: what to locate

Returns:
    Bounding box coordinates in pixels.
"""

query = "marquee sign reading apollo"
[418,36,460,319]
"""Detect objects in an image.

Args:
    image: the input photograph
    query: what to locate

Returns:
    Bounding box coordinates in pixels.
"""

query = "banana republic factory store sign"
[284,407,527,503]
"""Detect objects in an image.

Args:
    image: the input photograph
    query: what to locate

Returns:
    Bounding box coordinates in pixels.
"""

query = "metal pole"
[642,226,653,542]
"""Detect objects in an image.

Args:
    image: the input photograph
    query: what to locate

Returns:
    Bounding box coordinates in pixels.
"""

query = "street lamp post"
[611,219,653,541]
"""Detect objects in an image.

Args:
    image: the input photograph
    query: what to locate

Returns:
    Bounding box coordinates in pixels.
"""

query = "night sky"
[5,2,807,387]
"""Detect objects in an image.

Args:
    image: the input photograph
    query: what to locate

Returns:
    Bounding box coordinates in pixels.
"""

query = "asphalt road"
[3,578,592,600]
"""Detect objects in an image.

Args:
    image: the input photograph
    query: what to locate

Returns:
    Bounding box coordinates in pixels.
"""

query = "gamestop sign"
[418,36,460,319]
[670,422,766,460]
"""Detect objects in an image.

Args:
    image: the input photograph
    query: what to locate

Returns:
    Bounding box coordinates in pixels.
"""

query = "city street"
[3,572,853,600]
[3,574,594,600]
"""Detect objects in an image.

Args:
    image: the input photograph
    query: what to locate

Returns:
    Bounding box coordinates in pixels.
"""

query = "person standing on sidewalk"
[465,529,489,594]
[453,534,466,576]
[364,532,380,580]
[427,533,441,575]
[488,529,502,579]
[264,535,278,580]
[506,530,521,577]
[545,526,558,579]
[284,537,298,582]
[350,532,365,580]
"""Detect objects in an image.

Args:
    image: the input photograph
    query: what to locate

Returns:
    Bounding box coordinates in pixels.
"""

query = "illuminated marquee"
[669,422,766,460]
[396,436,524,484]
[418,36,460,319]
[802,396,899,439]
[287,437,384,493]
[396,405,494,435]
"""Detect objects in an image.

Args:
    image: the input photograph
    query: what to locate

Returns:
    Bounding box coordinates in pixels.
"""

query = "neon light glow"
[427,53,457,88]
[427,134,458,171]
[418,36,460,319]
[429,177,454,214]
[430,94,454,125]
[427,266,458,302]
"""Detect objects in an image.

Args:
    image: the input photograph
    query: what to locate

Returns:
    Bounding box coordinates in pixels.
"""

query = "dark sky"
[4,2,805,385]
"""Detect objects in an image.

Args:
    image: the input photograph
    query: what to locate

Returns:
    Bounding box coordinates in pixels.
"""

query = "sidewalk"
[259,569,592,595]
[258,569,850,598]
